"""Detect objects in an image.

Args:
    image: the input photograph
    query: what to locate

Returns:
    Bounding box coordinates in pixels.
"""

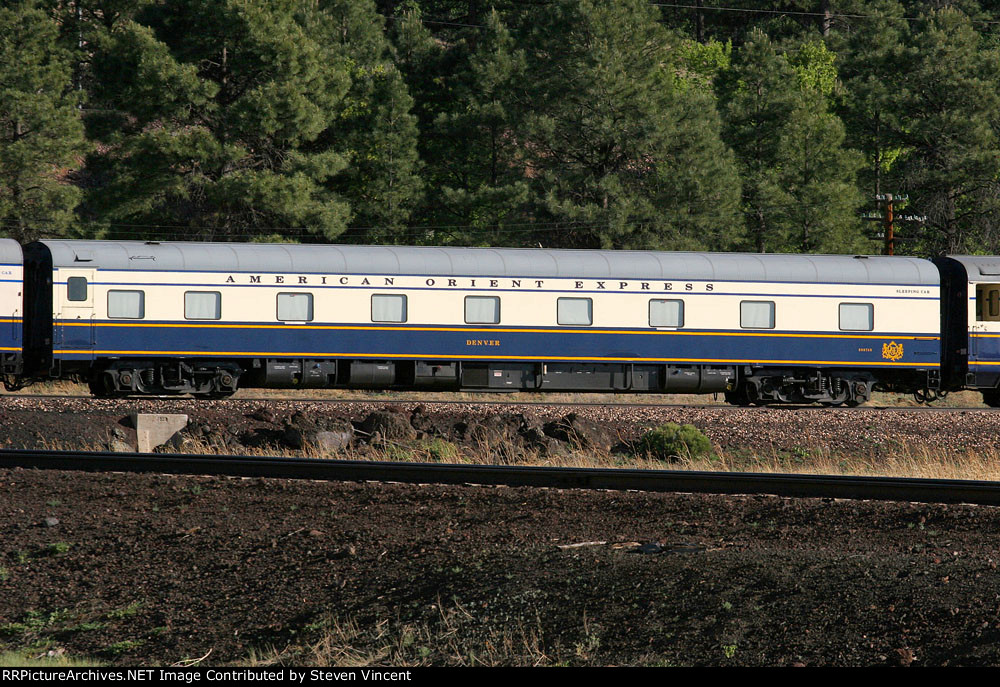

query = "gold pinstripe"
[51,349,935,367]
[54,320,940,341]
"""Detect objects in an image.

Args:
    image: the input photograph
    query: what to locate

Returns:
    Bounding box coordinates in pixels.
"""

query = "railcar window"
[740,300,775,329]
[839,303,874,331]
[185,291,222,320]
[67,277,87,302]
[557,297,593,326]
[277,293,313,322]
[372,294,407,323]
[649,299,684,328]
[465,296,500,324]
[976,284,1000,322]
[108,290,145,319]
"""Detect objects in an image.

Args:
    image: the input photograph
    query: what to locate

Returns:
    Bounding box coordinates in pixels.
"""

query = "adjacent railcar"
[20,240,942,404]
[0,239,24,382]
[934,256,1000,406]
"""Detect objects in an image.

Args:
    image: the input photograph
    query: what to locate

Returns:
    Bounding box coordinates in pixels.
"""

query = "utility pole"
[863,194,925,255]
[695,0,704,43]
[883,192,895,256]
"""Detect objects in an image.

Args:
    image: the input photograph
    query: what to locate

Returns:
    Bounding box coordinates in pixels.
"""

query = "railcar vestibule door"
[55,268,95,353]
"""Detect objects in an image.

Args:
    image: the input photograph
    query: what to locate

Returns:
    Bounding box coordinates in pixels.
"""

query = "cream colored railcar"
[23,241,940,404]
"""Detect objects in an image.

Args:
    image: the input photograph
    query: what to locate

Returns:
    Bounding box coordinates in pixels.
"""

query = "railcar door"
[55,268,96,355]
[970,282,1000,381]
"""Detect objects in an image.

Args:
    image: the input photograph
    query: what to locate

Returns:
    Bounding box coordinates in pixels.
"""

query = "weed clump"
[424,438,459,462]
[636,423,713,461]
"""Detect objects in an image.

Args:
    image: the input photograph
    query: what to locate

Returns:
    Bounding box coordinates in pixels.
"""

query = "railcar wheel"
[88,372,125,399]
[724,388,752,406]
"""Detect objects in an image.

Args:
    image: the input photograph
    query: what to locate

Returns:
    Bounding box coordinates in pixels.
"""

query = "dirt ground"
[1,467,1000,666]
[3,397,1000,666]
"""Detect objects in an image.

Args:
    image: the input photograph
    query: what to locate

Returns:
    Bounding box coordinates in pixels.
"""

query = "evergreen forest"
[4,0,1000,257]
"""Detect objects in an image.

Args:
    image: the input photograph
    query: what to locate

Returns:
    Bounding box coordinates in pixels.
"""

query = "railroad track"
[3,448,1000,506]
[0,392,993,412]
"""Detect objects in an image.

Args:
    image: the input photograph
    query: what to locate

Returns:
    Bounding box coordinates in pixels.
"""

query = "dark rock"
[312,429,354,452]
[516,413,565,454]
[544,412,618,451]
[281,425,308,450]
[410,408,454,438]
[359,411,417,442]
[250,408,276,423]
[469,414,518,445]
[282,420,355,451]
[521,426,565,456]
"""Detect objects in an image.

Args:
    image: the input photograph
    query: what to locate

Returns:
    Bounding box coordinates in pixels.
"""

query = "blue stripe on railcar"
[0,317,22,353]
[968,334,1000,368]
[51,319,940,368]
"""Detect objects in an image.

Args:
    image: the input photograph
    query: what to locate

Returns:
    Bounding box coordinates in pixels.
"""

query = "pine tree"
[424,10,532,245]
[0,2,86,241]
[84,0,352,241]
[718,32,801,252]
[831,1,908,204]
[719,32,863,253]
[520,0,741,251]
[306,0,422,243]
[769,101,865,253]
[891,9,1000,254]
[777,38,865,253]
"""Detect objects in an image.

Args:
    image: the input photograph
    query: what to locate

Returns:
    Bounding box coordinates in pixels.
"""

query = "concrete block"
[132,413,189,453]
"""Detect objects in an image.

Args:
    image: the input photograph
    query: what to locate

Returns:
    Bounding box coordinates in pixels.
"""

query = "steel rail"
[2,448,1000,506]
[0,392,993,412]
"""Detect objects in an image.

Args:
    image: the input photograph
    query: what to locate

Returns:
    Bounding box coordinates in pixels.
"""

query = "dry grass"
[69,428,1000,483]
[295,430,1000,482]
[0,650,103,667]
[681,442,1000,481]
[241,603,551,667]
[0,379,85,396]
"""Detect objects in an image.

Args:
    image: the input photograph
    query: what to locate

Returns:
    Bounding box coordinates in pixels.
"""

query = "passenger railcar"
[0,239,23,383]
[18,240,943,405]
[934,256,1000,407]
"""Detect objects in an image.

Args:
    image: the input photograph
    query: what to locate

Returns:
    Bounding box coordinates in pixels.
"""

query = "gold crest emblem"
[882,341,904,361]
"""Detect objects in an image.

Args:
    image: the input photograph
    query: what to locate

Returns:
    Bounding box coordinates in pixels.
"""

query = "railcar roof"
[34,240,939,285]
[0,239,22,264]
[942,256,1000,279]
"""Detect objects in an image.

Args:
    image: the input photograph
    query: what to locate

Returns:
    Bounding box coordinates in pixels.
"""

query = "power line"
[381,4,1000,30]
[649,2,1000,26]
[651,2,868,20]
[378,13,489,30]
[0,193,903,240]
